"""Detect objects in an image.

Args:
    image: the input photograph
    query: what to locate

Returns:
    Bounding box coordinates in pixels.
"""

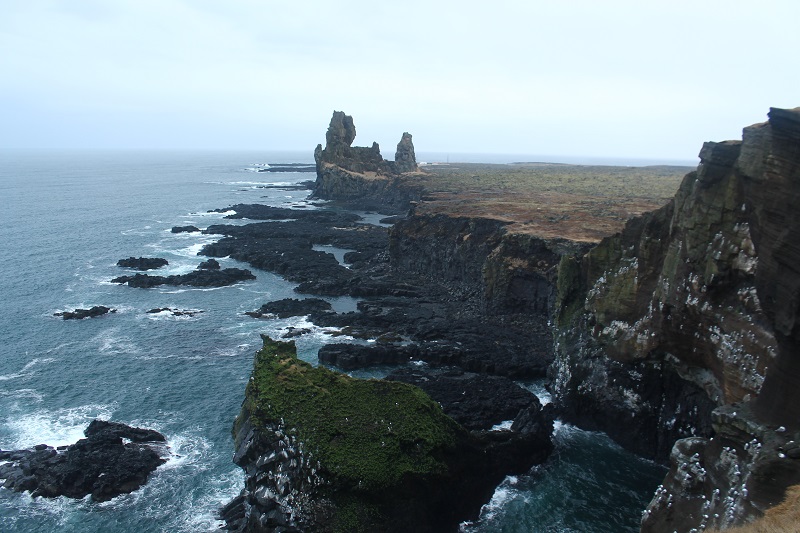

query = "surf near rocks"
[0,420,168,502]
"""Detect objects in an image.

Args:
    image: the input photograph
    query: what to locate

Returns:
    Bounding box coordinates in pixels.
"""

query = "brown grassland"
[408,162,693,242]
[717,484,800,532]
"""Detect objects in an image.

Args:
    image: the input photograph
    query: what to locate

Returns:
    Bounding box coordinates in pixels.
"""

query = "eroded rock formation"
[550,107,800,531]
[222,336,553,533]
[312,111,423,211]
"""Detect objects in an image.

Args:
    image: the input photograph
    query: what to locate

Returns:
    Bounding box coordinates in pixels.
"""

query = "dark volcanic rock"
[197,258,220,270]
[314,297,552,378]
[0,420,167,502]
[116,256,169,270]
[223,337,553,533]
[385,368,542,431]
[200,212,389,297]
[245,298,332,319]
[213,204,361,224]
[312,111,424,211]
[112,267,255,288]
[549,107,800,531]
[171,225,200,233]
[54,306,116,320]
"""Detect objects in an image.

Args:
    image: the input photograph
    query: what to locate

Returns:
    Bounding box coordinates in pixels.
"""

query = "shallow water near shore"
[0,150,664,532]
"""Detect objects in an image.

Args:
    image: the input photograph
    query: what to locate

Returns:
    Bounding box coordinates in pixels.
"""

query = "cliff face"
[312,111,421,211]
[389,212,588,314]
[223,336,553,533]
[551,108,800,530]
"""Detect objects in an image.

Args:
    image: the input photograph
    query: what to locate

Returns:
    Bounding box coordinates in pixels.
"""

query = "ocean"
[0,150,664,532]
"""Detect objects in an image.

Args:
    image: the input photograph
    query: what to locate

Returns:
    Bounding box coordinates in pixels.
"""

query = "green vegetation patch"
[247,336,461,491]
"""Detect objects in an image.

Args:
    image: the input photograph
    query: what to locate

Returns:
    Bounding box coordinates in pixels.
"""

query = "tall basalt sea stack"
[313,111,423,211]
[394,132,418,173]
[550,107,800,531]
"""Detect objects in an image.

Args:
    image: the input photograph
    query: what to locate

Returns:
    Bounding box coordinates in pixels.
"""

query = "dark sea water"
[0,150,665,532]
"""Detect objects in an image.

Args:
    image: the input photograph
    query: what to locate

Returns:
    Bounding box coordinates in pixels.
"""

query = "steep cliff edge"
[222,336,553,533]
[550,107,800,530]
[312,111,422,211]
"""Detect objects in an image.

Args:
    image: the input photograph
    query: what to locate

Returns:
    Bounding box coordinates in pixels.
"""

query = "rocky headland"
[221,108,800,532]
[221,336,552,532]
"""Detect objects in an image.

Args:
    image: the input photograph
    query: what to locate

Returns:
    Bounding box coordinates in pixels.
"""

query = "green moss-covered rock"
[246,336,461,491]
[226,336,535,532]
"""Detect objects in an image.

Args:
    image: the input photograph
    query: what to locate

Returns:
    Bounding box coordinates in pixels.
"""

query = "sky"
[2,0,798,161]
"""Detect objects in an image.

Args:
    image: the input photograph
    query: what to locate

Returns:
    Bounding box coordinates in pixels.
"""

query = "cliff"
[223,336,552,533]
[551,107,800,530]
[312,111,422,211]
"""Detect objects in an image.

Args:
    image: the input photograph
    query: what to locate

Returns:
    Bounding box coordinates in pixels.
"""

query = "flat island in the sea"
[411,162,691,240]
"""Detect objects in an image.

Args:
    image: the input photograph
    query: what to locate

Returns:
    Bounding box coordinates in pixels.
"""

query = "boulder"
[0,420,167,502]
[54,306,116,320]
[197,258,220,270]
[116,257,169,270]
[171,225,200,233]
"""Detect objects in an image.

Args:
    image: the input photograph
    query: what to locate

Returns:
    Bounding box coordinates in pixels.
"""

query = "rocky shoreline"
[219,109,800,532]
[0,420,168,502]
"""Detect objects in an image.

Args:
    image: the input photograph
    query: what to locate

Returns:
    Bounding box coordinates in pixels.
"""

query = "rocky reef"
[312,111,422,211]
[222,336,552,533]
[112,262,255,288]
[0,420,167,502]
[116,256,169,270]
[54,305,116,320]
[550,107,800,530]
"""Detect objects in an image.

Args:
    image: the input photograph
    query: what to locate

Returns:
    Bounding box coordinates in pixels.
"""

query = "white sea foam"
[94,328,141,355]
[461,475,521,528]
[490,420,514,431]
[2,403,116,449]
[170,468,244,532]
[143,309,204,321]
[160,285,229,294]
[0,389,44,402]
[188,210,236,217]
[0,358,56,382]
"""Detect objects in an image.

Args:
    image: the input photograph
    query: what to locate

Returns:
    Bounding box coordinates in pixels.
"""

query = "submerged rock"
[116,256,169,270]
[222,336,553,532]
[54,306,116,320]
[0,420,167,502]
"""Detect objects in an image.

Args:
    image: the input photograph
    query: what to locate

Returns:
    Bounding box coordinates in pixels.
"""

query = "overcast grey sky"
[2,0,798,160]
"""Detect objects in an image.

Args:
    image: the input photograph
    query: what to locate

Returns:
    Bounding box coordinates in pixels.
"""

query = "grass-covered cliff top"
[246,336,463,491]
[410,162,691,242]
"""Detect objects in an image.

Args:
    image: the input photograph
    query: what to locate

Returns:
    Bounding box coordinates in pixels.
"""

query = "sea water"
[0,150,664,532]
